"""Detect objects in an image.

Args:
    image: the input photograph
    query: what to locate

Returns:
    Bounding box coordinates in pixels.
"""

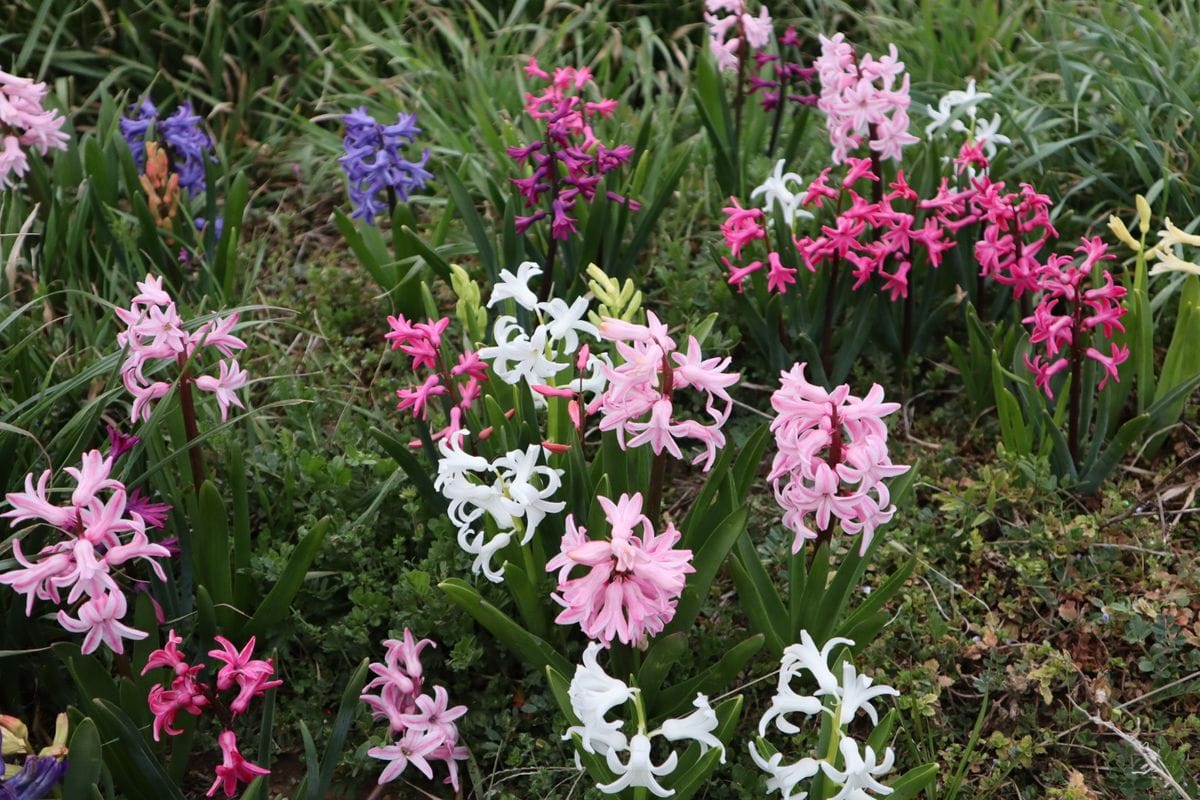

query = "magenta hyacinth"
[769,364,909,555]
[547,492,695,647]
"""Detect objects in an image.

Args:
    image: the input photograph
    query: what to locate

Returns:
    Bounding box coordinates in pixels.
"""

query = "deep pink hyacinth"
[597,312,739,471]
[208,635,283,714]
[1022,237,1128,401]
[362,630,469,791]
[768,364,908,555]
[547,492,695,647]
[385,314,483,444]
[207,731,270,798]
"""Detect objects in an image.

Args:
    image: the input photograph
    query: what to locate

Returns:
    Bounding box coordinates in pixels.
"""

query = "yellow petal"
[1159,217,1200,248]
[1149,249,1200,277]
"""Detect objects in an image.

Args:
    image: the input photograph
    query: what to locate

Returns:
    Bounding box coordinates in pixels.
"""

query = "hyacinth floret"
[340,107,432,225]
[704,1,773,74]
[769,364,908,555]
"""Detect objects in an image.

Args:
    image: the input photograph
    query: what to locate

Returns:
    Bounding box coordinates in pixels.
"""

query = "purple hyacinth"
[119,98,217,196]
[339,107,433,225]
[0,755,68,800]
[750,27,818,112]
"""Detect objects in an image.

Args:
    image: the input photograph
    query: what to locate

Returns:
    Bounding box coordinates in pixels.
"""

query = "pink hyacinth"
[1021,238,1128,401]
[115,273,248,422]
[597,312,738,471]
[0,69,69,189]
[768,364,909,555]
[547,492,695,647]
[705,1,773,73]
[1,447,170,654]
[813,34,916,164]
[208,635,283,714]
[362,631,469,792]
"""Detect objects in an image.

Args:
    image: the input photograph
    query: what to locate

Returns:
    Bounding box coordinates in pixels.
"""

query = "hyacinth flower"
[385,311,486,446]
[751,632,905,800]
[704,0,775,135]
[435,431,565,582]
[361,631,469,792]
[339,107,432,225]
[121,99,217,198]
[0,443,172,655]
[546,492,695,648]
[563,643,726,797]
[1021,237,1129,461]
[141,631,280,797]
[749,25,818,156]
[596,311,739,522]
[509,59,637,299]
[768,363,908,556]
[115,273,248,488]
[0,69,69,190]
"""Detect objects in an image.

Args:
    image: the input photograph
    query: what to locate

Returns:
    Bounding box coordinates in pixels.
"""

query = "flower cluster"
[1,444,171,655]
[566,643,725,797]
[386,313,485,444]
[339,107,432,225]
[435,432,565,582]
[924,79,1011,161]
[769,364,908,555]
[813,33,916,163]
[142,632,280,797]
[1111,194,1200,278]
[478,261,602,397]
[115,273,248,422]
[361,631,469,792]
[966,178,1057,299]
[0,713,69,799]
[597,312,739,471]
[724,162,961,301]
[1022,237,1129,398]
[120,99,216,197]
[704,1,773,73]
[547,492,694,647]
[752,632,899,800]
[0,69,69,190]
[510,60,636,241]
[748,26,817,111]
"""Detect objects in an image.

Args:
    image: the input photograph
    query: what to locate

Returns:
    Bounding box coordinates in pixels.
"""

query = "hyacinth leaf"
[502,561,549,640]
[1147,275,1200,452]
[654,634,763,719]
[885,763,940,800]
[663,695,744,800]
[837,557,917,635]
[731,423,772,502]
[228,443,254,610]
[795,543,832,637]
[1076,413,1150,494]
[991,351,1032,455]
[440,578,572,677]
[213,172,249,299]
[257,669,278,771]
[297,720,321,800]
[130,592,161,696]
[243,517,331,637]
[62,717,102,796]
[830,294,878,385]
[371,427,445,511]
[194,480,234,611]
[665,506,748,637]
[91,699,188,800]
[444,166,498,282]
[867,708,899,752]
[730,536,789,656]
[54,643,120,707]
[167,711,197,786]
[307,662,367,800]
[619,141,693,278]
[693,50,739,196]
[196,583,217,641]
[638,632,688,705]
[397,224,453,283]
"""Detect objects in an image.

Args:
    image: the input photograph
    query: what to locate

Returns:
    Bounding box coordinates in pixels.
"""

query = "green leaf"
[193,481,233,609]
[886,763,939,800]
[297,720,321,800]
[638,632,687,704]
[370,426,444,511]
[444,167,497,281]
[730,535,789,655]
[665,507,748,636]
[244,517,331,637]
[63,717,103,796]
[314,659,371,798]
[90,699,187,800]
[654,634,763,719]
[1076,414,1150,494]
[440,578,571,677]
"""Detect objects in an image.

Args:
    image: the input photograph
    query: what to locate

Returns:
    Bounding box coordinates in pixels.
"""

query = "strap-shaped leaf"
[654,634,763,719]
[193,481,233,608]
[370,426,444,511]
[91,699,187,800]
[730,535,788,656]
[63,717,103,796]
[440,578,572,677]
[665,507,748,637]
[638,632,688,705]
[244,517,331,637]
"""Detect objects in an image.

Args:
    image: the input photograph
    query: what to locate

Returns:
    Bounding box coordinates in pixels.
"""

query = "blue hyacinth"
[119,98,217,197]
[339,107,433,225]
